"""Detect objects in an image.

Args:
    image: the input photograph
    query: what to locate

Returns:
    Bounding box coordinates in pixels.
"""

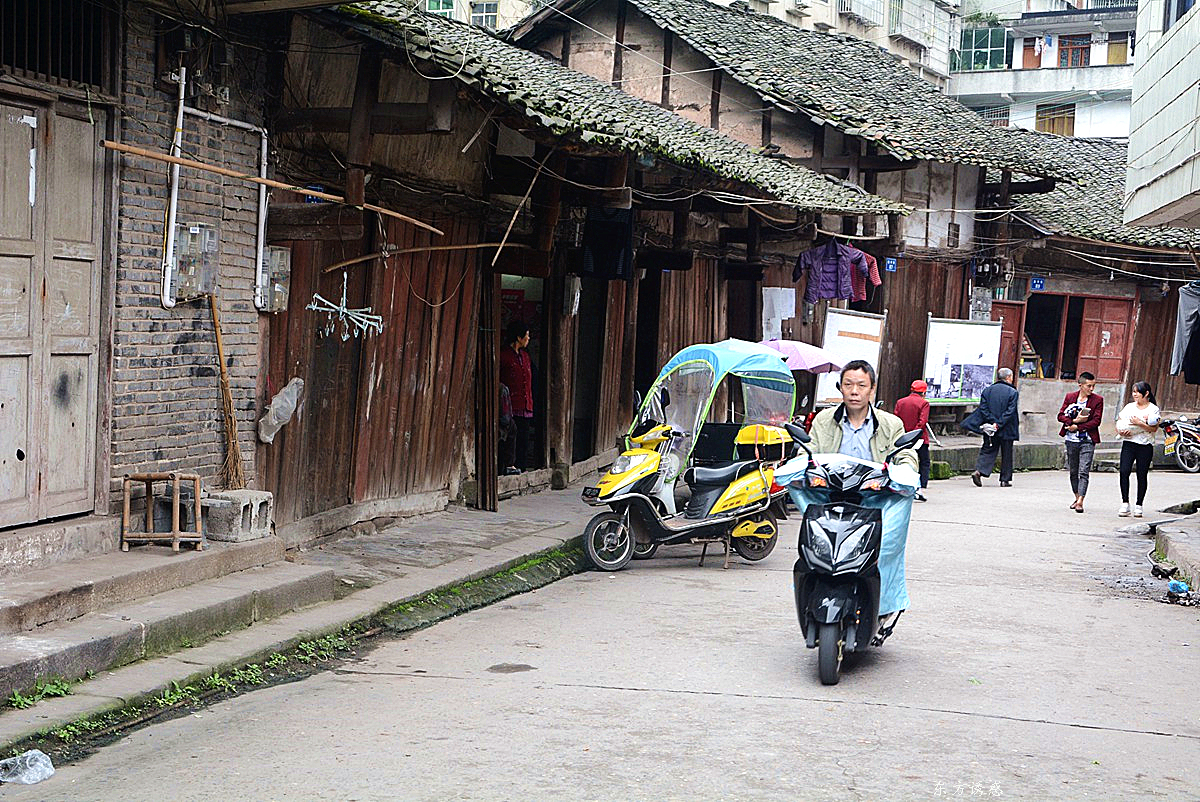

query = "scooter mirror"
[886,430,923,461]
[785,422,811,444]
[660,388,671,409]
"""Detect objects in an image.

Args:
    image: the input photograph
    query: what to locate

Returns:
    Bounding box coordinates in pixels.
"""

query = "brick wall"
[108,9,268,507]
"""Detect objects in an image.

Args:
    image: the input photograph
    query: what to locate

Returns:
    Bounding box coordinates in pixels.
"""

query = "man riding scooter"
[801,359,918,635]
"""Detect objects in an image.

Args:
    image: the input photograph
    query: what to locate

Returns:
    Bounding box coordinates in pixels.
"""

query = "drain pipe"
[160,66,187,309]
[182,105,270,311]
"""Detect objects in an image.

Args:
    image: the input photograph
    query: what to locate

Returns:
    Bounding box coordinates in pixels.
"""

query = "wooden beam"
[225,0,343,13]
[612,0,627,86]
[346,47,383,206]
[660,30,673,107]
[983,177,1056,195]
[710,70,722,131]
[267,203,364,242]
[562,185,633,209]
[276,99,455,135]
[857,156,920,173]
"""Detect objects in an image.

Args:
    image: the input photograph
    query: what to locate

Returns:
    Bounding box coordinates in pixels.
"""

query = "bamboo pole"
[320,242,533,274]
[100,139,444,236]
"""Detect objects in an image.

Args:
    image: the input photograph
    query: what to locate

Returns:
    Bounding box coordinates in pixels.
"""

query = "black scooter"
[779,429,922,685]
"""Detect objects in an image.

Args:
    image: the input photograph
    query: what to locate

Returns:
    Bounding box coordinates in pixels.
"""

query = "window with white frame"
[470,1,498,27]
[955,27,1011,71]
[427,0,454,16]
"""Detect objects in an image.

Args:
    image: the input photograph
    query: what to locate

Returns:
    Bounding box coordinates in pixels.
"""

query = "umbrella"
[760,339,842,374]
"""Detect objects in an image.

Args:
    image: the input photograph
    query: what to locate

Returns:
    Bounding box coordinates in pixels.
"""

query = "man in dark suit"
[962,368,1020,487]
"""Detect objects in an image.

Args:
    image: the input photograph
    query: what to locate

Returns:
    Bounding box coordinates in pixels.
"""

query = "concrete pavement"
[7,469,1200,801]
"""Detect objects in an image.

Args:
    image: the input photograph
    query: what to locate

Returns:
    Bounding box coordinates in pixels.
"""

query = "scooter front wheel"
[1176,442,1200,473]
[584,512,634,571]
[632,541,659,560]
[817,622,843,685]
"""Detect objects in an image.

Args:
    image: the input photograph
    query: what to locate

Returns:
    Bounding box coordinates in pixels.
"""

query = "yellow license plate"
[1165,433,1178,455]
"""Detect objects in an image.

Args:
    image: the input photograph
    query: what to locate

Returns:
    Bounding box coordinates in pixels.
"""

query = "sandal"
[1075,505,1085,513]
[1069,500,1080,510]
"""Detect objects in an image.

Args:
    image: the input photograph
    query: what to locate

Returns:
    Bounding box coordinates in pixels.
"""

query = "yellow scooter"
[581,421,792,570]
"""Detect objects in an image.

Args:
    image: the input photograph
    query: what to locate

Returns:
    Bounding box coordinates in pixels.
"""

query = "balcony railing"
[838,0,886,26]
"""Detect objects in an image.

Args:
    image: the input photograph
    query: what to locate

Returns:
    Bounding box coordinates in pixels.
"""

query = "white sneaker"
[1134,505,1143,518]
[1118,503,1131,517]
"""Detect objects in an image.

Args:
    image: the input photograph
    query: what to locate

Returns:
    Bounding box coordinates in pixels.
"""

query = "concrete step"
[0,515,119,580]
[0,561,336,698]
[0,538,285,637]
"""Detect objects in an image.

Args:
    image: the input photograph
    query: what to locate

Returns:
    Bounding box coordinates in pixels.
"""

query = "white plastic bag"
[0,749,55,785]
[258,377,304,444]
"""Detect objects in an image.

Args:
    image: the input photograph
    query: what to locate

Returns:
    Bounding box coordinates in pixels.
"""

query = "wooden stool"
[121,472,205,552]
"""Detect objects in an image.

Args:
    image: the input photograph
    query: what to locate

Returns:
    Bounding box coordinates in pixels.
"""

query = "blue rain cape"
[780,456,918,616]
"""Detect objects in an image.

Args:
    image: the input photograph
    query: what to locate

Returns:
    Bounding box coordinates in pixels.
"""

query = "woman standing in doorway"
[1058,372,1103,513]
[1116,381,1160,518]
[499,321,533,473]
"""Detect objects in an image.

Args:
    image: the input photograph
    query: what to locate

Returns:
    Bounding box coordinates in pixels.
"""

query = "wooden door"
[1022,39,1040,69]
[990,300,1026,376]
[1077,297,1132,382]
[0,99,103,528]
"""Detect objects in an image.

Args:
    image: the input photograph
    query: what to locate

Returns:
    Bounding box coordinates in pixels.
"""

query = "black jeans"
[916,442,930,488]
[513,416,533,470]
[1119,441,1153,505]
[976,436,1014,482]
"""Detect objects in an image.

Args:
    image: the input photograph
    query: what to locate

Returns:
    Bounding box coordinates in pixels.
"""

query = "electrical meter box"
[262,246,292,313]
[173,223,218,301]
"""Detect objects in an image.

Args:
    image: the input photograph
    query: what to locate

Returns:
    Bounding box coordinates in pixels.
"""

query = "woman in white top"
[1115,381,1160,517]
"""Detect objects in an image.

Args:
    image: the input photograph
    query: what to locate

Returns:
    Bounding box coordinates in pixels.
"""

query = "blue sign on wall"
[1030,276,1046,292]
[884,257,898,273]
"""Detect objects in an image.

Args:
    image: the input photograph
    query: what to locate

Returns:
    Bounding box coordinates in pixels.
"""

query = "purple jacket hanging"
[794,240,867,303]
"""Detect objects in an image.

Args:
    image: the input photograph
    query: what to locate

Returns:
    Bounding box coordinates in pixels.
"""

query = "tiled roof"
[1005,132,1200,251]
[516,0,1063,177]
[334,4,909,215]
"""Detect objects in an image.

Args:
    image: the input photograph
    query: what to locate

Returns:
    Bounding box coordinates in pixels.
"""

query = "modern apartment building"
[422,0,533,28]
[1124,0,1199,227]
[949,0,1136,137]
[738,0,960,87]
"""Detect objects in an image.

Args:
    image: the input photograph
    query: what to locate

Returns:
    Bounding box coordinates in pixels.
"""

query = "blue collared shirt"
[840,413,875,462]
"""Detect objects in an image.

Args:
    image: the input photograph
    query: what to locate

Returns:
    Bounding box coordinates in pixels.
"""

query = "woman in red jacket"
[1058,372,1103,513]
[499,321,533,472]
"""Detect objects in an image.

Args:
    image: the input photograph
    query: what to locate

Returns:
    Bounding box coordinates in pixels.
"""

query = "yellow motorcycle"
[581,340,796,571]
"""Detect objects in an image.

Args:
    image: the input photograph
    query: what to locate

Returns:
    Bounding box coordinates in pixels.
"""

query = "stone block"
[929,461,953,480]
[206,490,274,542]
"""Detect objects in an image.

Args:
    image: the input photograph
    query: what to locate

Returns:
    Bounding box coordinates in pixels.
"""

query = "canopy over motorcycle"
[632,339,795,478]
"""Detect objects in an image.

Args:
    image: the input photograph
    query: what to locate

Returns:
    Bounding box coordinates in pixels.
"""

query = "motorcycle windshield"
[635,360,715,470]
[737,371,796,424]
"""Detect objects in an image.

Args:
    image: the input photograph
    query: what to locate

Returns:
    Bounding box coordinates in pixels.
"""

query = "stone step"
[0,561,336,698]
[0,538,285,637]
[0,515,119,581]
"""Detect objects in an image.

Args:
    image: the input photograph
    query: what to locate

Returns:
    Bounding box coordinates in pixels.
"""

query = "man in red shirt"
[894,380,931,501]
[499,321,533,472]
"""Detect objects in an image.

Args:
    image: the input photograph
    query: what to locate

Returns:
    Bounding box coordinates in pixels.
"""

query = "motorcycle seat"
[684,460,759,486]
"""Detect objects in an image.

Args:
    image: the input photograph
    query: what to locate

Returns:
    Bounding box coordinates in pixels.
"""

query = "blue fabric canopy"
[654,338,794,389]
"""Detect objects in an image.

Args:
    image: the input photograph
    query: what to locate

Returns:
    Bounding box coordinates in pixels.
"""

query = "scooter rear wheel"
[731,511,778,561]
[584,512,634,571]
[817,622,843,685]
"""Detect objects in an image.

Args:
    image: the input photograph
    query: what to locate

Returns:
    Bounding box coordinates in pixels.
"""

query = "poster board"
[922,316,1003,403]
[815,308,887,404]
[761,287,796,342]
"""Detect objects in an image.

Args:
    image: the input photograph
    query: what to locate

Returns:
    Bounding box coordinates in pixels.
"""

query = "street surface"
[11,469,1200,801]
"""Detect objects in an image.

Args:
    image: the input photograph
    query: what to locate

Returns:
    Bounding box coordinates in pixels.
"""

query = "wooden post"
[475,270,500,511]
[346,46,382,207]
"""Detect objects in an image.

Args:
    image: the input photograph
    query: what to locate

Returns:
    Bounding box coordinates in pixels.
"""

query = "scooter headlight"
[835,524,873,563]
[610,453,649,475]
[805,520,833,562]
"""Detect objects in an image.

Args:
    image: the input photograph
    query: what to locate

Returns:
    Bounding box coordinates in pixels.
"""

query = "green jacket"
[808,404,919,471]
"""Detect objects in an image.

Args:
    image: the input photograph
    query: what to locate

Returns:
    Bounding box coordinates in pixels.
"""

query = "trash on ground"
[0,749,55,785]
